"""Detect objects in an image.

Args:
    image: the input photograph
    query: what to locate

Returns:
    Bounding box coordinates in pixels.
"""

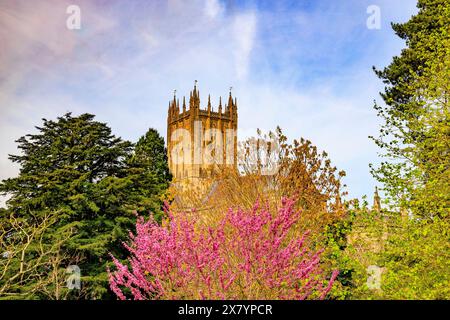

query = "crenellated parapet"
[167,84,237,125]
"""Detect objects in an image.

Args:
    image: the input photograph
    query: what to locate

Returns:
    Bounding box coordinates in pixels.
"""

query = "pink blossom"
[108,197,338,300]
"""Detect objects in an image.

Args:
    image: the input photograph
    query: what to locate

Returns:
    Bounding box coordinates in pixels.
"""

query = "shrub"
[108,198,338,300]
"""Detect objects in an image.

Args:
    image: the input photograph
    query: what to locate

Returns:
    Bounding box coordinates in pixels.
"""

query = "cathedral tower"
[167,82,238,182]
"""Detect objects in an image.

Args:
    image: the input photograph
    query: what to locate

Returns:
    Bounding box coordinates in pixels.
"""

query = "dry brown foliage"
[171,127,347,240]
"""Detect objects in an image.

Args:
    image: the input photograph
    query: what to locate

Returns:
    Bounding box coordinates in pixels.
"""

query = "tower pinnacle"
[373,187,381,212]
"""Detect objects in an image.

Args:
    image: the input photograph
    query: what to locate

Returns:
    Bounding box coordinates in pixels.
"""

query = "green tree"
[133,128,171,184]
[340,208,450,300]
[370,0,449,218]
[353,0,450,300]
[380,217,450,299]
[0,113,170,299]
[126,128,172,220]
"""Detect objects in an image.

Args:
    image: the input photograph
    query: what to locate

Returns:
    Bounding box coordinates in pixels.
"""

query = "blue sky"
[0,0,419,206]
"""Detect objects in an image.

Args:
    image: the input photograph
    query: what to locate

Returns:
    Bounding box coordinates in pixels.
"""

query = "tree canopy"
[0,113,171,299]
[371,0,449,219]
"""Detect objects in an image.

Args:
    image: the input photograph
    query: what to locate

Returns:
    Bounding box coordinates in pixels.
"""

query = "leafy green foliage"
[380,217,450,299]
[340,208,450,300]
[370,0,450,218]
[348,0,450,299]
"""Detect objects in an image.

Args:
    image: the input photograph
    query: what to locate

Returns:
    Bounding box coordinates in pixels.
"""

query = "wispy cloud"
[0,0,419,207]
[204,0,224,19]
[232,11,257,79]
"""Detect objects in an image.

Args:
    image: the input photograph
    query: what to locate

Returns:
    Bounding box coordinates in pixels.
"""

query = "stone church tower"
[167,82,238,183]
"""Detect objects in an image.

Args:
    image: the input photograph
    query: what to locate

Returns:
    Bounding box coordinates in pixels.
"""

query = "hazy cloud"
[204,0,223,19]
[0,0,419,208]
[232,12,257,79]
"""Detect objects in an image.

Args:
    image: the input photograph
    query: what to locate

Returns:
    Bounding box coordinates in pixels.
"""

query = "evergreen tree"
[0,113,170,298]
[126,128,172,220]
[370,0,449,218]
[133,128,171,185]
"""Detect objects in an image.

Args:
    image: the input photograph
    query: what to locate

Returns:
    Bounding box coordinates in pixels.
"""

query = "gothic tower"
[167,82,238,182]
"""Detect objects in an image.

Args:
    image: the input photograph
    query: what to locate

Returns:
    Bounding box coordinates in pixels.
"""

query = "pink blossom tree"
[108,198,338,300]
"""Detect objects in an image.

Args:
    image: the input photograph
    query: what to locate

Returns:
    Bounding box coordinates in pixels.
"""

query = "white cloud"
[232,12,257,79]
[204,0,223,19]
